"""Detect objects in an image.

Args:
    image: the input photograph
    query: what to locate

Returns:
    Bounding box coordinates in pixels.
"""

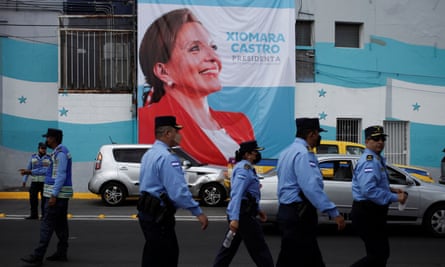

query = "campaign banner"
[137,0,295,166]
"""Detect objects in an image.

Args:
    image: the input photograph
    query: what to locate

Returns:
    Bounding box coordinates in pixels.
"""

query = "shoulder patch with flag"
[171,161,181,168]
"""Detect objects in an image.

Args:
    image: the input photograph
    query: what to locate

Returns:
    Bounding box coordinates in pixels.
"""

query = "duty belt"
[137,192,176,224]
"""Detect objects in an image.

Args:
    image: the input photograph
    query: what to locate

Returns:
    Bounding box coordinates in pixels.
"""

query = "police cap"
[38,142,47,149]
[296,118,327,133]
[155,116,183,130]
[365,125,387,139]
[42,128,63,139]
[239,140,264,153]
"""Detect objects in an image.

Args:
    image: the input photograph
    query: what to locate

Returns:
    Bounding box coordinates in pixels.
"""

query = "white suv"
[88,144,229,207]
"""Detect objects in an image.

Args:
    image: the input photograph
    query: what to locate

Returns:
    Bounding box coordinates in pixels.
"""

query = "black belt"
[353,200,389,213]
[241,199,258,215]
[137,192,162,215]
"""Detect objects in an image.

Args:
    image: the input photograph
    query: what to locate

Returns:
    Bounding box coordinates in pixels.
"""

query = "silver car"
[259,154,445,237]
[88,144,229,207]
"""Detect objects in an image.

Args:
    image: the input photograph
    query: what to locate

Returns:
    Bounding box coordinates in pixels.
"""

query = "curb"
[0,192,100,200]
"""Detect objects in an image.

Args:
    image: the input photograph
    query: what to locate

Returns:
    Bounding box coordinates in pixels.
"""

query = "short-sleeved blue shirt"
[277,138,339,218]
[139,140,202,216]
[352,148,398,205]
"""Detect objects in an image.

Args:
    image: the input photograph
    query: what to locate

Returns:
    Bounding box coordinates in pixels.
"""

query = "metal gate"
[383,121,409,165]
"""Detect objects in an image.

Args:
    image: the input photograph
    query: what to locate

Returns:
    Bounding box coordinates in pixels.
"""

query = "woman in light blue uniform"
[213,140,274,267]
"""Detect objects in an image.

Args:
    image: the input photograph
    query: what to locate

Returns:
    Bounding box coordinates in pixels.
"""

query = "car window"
[319,160,353,181]
[113,148,149,163]
[346,146,364,155]
[387,166,408,185]
[172,148,202,166]
[318,145,339,154]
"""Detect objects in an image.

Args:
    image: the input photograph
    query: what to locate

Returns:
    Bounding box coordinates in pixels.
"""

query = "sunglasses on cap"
[369,135,386,142]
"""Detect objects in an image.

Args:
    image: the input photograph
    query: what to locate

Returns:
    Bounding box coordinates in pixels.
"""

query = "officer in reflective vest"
[20,142,51,219]
[21,128,73,265]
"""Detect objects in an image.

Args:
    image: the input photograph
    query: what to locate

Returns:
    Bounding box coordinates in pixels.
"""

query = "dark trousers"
[29,181,44,217]
[138,211,178,267]
[34,197,69,258]
[350,201,390,267]
[213,212,274,267]
[276,202,325,267]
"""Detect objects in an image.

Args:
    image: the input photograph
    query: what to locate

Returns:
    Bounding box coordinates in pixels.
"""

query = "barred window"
[296,20,313,46]
[295,20,314,82]
[384,120,409,165]
[59,15,135,93]
[336,118,362,143]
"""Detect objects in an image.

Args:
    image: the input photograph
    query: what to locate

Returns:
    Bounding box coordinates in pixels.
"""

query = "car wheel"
[199,183,227,207]
[423,204,445,237]
[101,182,127,206]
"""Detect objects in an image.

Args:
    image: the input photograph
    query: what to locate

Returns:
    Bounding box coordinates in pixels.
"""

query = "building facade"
[1,0,444,191]
[293,0,445,176]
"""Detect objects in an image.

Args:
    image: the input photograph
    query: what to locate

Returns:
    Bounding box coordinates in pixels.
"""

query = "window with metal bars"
[295,20,314,82]
[59,15,135,93]
[296,20,313,46]
[336,118,362,143]
[383,120,409,165]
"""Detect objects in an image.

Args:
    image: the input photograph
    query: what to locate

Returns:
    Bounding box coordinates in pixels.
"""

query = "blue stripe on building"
[1,38,58,82]
[2,114,136,162]
[316,37,445,88]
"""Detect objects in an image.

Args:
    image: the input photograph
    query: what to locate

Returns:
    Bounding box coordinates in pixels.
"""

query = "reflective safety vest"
[43,145,73,198]
[27,154,51,182]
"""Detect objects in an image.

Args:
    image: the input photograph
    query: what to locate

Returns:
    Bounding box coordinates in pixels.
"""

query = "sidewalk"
[0,187,99,200]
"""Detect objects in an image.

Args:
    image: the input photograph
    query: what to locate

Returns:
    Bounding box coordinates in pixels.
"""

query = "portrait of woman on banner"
[138,8,255,166]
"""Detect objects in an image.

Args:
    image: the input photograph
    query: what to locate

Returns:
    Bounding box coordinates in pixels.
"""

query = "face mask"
[174,133,182,145]
[316,135,322,147]
[253,152,262,164]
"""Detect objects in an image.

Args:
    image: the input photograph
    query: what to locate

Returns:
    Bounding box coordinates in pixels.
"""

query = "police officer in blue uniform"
[350,126,407,267]
[20,142,51,219]
[213,140,274,267]
[276,118,345,267]
[21,128,73,265]
[137,116,208,267]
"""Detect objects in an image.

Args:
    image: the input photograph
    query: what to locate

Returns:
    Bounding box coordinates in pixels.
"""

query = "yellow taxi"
[225,140,434,189]
[315,140,366,155]
[317,140,434,183]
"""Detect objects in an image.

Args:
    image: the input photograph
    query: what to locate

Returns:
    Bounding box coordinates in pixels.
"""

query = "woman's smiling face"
[164,22,222,97]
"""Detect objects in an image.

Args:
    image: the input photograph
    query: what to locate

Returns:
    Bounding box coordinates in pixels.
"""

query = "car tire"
[199,183,227,207]
[423,203,445,237]
[101,182,127,206]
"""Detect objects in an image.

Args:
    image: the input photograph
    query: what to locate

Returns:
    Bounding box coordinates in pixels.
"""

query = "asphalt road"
[1,199,445,267]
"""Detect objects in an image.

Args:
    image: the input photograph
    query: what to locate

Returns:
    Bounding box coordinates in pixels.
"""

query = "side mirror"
[406,177,415,186]
[182,160,192,169]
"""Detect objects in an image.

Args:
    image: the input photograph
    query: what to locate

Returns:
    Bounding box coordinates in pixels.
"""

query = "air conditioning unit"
[103,42,128,60]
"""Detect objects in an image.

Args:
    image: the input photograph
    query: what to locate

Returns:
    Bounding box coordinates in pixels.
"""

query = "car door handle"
[119,166,128,171]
